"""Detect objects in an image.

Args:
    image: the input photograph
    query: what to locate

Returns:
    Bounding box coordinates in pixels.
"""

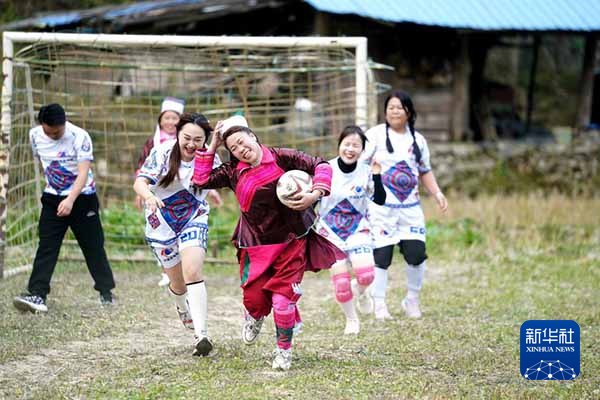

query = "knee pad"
[354,266,374,286]
[373,245,394,269]
[400,241,428,266]
[332,272,353,303]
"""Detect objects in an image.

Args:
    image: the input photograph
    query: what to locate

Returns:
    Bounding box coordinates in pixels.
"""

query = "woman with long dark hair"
[361,90,448,320]
[134,112,219,357]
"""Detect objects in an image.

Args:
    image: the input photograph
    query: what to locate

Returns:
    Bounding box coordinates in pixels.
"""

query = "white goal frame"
[0,31,370,278]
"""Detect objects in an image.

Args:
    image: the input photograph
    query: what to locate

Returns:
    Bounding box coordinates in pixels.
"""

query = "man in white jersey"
[13,103,115,313]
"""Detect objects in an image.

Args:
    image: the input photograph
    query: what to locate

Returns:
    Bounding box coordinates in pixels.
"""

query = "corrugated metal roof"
[305,0,600,32]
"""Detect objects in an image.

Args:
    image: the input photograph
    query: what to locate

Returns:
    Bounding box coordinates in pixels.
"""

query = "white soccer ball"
[276,170,313,208]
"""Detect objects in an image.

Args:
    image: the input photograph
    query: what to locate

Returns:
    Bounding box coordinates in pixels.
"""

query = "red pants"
[242,238,306,319]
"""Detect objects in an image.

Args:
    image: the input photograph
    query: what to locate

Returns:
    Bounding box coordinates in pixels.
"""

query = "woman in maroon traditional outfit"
[192,116,343,370]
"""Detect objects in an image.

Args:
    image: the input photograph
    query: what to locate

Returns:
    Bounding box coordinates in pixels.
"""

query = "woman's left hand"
[286,190,321,211]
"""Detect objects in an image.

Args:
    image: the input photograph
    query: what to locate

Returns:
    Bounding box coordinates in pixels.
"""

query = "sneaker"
[158,273,170,287]
[344,318,360,335]
[374,300,393,320]
[192,336,213,357]
[351,279,374,314]
[176,304,194,330]
[401,297,422,319]
[272,347,292,370]
[242,314,264,345]
[13,294,48,313]
[99,291,115,306]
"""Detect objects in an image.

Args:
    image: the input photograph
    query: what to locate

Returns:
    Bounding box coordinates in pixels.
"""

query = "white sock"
[406,261,426,301]
[339,300,358,321]
[371,267,389,300]
[168,286,188,311]
[186,281,208,338]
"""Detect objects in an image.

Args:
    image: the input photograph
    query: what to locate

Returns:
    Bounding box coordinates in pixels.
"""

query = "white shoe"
[272,347,292,370]
[242,314,264,345]
[374,300,393,320]
[158,273,170,287]
[401,297,422,319]
[192,336,213,357]
[344,318,360,335]
[351,279,374,314]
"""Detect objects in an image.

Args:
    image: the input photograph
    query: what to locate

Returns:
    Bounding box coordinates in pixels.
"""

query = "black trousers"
[27,193,115,298]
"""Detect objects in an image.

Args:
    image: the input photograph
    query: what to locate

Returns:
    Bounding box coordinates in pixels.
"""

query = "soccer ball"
[276,170,313,208]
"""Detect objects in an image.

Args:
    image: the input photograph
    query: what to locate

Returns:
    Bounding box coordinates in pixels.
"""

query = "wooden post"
[0,34,14,279]
[525,35,541,134]
[450,34,469,141]
[574,34,598,131]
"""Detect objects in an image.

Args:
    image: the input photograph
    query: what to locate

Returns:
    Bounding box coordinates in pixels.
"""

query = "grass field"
[0,194,598,399]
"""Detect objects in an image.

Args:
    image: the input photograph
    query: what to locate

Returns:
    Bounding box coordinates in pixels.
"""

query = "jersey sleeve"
[417,134,431,174]
[76,131,94,162]
[29,129,38,157]
[137,146,164,184]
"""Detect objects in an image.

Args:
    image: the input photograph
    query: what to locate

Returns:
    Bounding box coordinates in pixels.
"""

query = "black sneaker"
[192,336,213,357]
[99,291,115,306]
[13,293,48,313]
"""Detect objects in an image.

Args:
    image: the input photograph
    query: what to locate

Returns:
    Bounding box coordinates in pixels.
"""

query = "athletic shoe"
[351,279,374,314]
[100,291,115,306]
[401,297,422,319]
[158,273,170,287]
[242,314,264,345]
[176,303,194,330]
[272,347,292,370]
[192,336,213,357]
[374,299,393,320]
[13,294,48,313]
[344,318,360,335]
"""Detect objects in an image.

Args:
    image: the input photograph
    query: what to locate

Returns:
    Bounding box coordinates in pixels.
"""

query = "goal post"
[0,31,375,278]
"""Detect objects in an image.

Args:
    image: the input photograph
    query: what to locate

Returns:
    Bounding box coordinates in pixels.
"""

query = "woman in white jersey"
[361,91,448,320]
[134,98,222,287]
[315,126,386,334]
[134,112,219,357]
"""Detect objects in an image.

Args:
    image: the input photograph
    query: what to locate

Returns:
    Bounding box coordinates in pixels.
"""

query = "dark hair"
[159,112,213,188]
[338,125,367,149]
[383,90,421,163]
[221,126,260,164]
[38,103,66,126]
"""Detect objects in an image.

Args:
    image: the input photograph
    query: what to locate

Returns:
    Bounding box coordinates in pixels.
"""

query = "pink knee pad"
[332,272,353,303]
[354,266,375,286]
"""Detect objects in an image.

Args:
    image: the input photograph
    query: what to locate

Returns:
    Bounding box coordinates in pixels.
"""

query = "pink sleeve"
[192,150,216,186]
[312,162,332,196]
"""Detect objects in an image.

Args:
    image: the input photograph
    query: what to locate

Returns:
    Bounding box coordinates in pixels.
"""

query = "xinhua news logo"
[520,320,580,380]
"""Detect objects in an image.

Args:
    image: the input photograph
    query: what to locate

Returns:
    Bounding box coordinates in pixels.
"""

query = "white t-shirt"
[29,121,96,196]
[361,123,432,245]
[314,158,375,251]
[138,140,220,246]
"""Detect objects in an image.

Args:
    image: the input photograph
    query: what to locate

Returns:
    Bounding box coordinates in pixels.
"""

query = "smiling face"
[338,133,364,164]
[225,129,262,165]
[159,111,180,135]
[178,122,207,161]
[385,96,409,132]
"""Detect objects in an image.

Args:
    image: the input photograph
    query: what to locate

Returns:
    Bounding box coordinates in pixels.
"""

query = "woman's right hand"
[207,121,224,152]
[144,194,164,213]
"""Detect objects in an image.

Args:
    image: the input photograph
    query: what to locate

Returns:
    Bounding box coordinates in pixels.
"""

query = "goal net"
[1,32,378,278]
